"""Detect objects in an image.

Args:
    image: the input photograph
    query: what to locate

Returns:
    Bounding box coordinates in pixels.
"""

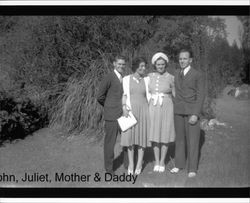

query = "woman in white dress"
[121,57,151,175]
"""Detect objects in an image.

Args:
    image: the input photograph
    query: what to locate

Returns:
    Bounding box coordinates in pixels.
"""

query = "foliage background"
[0,16,249,142]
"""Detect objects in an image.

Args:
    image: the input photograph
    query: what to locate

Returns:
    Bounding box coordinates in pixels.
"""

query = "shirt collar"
[114,69,122,79]
[183,65,191,75]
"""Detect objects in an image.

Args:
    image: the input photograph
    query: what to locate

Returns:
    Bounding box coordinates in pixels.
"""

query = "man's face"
[114,59,126,74]
[179,52,192,69]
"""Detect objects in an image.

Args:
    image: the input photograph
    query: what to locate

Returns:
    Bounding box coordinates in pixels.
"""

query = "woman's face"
[155,58,166,74]
[136,62,146,76]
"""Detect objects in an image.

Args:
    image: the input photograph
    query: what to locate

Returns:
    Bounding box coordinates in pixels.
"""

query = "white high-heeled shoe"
[128,167,134,175]
[153,165,160,172]
[135,167,142,175]
[158,166,165,173]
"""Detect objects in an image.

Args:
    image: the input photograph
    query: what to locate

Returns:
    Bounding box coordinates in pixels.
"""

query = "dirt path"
[0,90,249,187]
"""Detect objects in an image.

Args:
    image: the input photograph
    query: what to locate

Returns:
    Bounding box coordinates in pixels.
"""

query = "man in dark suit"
[171,49,205,178]
[97,55,127,174]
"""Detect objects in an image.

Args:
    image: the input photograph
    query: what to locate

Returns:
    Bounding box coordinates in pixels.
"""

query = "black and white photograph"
[0,2,249,200]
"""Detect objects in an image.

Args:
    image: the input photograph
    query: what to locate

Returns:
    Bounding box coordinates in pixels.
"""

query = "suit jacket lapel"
[113,70,123,84]
[183,67,194,81]
[175,67,195,92]
[111,71,123,93]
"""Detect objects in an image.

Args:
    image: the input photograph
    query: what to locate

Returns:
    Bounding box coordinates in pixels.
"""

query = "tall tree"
[238,16,250,84]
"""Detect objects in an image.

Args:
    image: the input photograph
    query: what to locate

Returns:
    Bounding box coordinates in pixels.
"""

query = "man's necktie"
[119,76,123,83]
[180,69,185,79]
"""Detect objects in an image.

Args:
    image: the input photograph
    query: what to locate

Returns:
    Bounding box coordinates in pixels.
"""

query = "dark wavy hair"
[131,57,147,73]
[113,55,127,62]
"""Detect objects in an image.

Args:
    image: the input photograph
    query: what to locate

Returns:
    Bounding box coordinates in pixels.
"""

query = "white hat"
[151,52,169,65]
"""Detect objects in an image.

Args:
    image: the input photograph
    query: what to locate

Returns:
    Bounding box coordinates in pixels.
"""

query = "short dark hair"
[114,55,127,62]
[131,57,147,73]
[179,49,193,58]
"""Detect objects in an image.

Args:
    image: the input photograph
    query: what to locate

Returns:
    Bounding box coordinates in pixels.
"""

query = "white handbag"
[117,111,137,132]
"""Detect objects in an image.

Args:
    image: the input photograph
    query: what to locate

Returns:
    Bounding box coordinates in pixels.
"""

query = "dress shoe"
[135,167,142,175]
[170,167,180,174]
[188,172,197,178]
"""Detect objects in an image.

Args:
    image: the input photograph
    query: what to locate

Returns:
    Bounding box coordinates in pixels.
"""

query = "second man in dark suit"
[171,49,205,178]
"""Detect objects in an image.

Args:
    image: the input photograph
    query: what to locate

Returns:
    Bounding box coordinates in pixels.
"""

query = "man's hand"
[189,115,198,125]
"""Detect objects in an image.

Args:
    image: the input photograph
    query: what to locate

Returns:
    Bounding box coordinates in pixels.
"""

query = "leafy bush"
[0,16,247,141]
[0,91,49,144]
[201,97,216,120]
[49,58,113,141]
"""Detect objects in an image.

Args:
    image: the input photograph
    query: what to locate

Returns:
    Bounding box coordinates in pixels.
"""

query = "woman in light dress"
[148,52,176,173]
[120,57,151,175]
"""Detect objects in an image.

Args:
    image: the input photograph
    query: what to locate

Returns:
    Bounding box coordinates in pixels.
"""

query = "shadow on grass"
[142,129,206,171]
[112,130,205,173]
[165,142,175,165]
[142,142,175,169]
[143,147,155,168]
[113,147,128,171]
[114,146,152,171]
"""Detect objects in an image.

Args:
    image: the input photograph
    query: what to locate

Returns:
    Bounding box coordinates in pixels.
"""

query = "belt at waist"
[151,93,172,106]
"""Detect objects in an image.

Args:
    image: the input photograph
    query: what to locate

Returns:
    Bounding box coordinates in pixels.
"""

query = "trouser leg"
[104,120,118,172]
[186,116,200,173]
[174,114,186,169]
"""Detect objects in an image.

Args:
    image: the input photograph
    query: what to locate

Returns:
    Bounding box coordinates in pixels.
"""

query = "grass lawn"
[0,93,249,187]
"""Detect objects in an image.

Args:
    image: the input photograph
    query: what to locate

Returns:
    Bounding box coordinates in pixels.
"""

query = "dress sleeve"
[147,73,153,86]
[144,76,151,102]
[123,76,129,96]
[148,72,153,79]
